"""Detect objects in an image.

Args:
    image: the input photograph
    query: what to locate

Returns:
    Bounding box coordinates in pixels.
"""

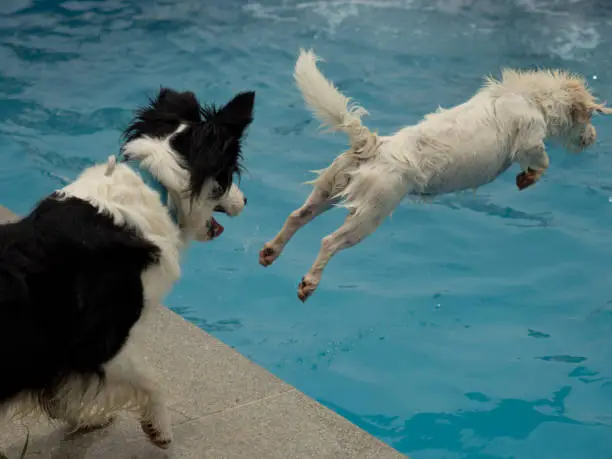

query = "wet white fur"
[260,48,609,302]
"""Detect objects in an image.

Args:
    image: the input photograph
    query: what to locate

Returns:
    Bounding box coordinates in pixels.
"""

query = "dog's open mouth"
[208,217,224,240]
[214,205,228,215]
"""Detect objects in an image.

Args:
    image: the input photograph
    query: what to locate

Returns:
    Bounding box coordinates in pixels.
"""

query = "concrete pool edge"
[0,205,406,459]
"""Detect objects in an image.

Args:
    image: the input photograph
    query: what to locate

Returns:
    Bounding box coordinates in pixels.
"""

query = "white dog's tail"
[294,49,376,155]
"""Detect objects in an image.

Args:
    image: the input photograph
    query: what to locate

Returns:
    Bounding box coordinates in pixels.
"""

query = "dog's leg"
[137,386,172,450]
[297,175,407,302]
[296,211,379,302]
[53,354,172,448]
[296,211,371,302]
[41,376,117,434]
[65,415,116,435]
[103,356,172,449]
[260,187,333,266]
[515,142,549,190]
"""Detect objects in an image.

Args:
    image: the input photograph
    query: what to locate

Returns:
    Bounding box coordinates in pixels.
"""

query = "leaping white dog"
[260,48,611,302]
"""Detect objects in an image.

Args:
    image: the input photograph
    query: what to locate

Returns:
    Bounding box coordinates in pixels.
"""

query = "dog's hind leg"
[259,153,356,267]
[296,211,379,302]
[103,353,172,449]
[259,186,334,267]
[51,353,172,449]
[41,376,117,434]
[297,170,408,302]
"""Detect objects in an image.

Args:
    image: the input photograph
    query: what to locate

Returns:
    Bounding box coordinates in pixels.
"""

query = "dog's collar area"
[118,155,180,225]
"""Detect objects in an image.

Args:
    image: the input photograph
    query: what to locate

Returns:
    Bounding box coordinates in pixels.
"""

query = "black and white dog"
[0,88,255,447]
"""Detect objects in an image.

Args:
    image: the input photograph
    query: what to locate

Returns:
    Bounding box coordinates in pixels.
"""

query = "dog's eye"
[210,185,223,198]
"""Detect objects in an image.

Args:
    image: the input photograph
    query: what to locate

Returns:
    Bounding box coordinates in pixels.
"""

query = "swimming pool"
[1,0,612,457]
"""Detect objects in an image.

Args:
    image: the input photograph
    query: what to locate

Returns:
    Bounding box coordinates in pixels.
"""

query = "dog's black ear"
[156,87,175,102]
[181,92,254,201]
[123,88,202,143]
[154,88,201,123]
[182,126,242,201]
[212,91,255,139]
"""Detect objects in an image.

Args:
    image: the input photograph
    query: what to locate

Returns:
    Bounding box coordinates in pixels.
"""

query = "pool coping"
[0,205,406,459]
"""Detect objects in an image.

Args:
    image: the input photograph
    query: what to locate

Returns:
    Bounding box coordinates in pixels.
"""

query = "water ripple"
[2,1,612,458]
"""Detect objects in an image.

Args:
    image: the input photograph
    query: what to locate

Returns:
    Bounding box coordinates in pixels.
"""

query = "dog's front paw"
[516,168,543,190]
[259,244,279,267]
[141,420,173,449]
[298,276,319,302]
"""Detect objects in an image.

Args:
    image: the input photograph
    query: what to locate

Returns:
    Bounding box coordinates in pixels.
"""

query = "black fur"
[0,87,255,414]
[0,194,160,405]
[123,88,255,200]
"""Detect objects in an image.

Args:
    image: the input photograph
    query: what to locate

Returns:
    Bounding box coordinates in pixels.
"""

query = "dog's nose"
[243,196,248,206]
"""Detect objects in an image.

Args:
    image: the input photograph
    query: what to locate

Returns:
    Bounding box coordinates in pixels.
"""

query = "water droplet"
[593,75,598,80]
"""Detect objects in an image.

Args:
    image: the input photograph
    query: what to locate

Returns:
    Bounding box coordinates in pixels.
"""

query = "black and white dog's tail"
[294,49,377,156]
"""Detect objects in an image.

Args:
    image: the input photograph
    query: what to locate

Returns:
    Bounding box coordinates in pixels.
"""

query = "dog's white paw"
[298,275,319,302]
[259,243,280,267]
[141,420,173,449]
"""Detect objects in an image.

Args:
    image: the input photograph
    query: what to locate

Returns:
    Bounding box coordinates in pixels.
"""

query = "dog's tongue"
[210,217,224,239]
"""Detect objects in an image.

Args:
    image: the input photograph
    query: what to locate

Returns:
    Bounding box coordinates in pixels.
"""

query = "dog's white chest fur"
[395,93,523,196]
[61,163,182,305]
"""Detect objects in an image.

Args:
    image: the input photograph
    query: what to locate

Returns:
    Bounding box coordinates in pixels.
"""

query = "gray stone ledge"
[0,205,405,459]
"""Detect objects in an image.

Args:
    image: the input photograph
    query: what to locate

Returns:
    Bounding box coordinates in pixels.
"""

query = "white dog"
[259,48,610,302]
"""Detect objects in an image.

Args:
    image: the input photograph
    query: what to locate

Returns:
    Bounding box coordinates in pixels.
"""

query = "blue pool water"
[2,0,612,457]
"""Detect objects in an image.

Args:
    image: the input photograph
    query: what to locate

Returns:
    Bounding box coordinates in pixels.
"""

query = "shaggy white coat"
[260,49,610,302]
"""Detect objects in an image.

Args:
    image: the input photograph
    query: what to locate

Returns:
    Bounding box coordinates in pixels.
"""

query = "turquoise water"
[2,0,612,457]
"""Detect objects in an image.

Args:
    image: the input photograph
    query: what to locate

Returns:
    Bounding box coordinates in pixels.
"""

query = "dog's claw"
[297,277,317,302]
[516,168,543,191]
[259,245,278,267]
[141,421,173,449]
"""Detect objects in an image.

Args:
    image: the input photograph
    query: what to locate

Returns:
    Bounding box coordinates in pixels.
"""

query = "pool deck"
[0,205,405,459]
